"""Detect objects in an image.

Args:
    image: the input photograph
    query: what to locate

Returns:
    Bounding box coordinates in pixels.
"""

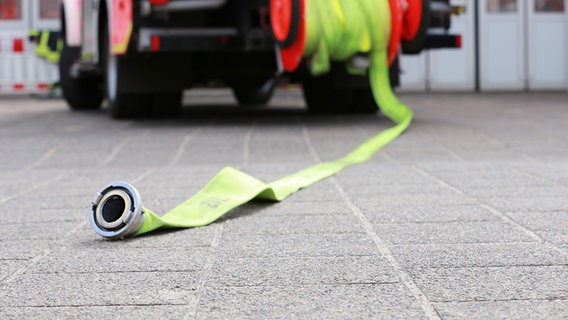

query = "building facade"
[400,0,568,91]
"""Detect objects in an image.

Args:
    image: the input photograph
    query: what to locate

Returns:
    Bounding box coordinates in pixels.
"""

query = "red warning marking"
[13,38,24,52]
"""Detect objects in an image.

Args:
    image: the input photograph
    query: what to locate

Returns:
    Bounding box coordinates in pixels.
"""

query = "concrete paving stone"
[2,92,568,318]
[335,165,433,186]
[196,284,427,320]
[75,224,216,248]
[0,240,54,260]
[524,150,568,161]
[417,162,518,174]
[464,186,567,199]
[482,196,568,213]
[217,233,378,258]
[505,211,568,231]
[208,255,398,287]
[0,272,199,307]
[409,266,568,302]
[227,200,352,216]
[517,163,568,186]
[222,213,364,235]
[27,247,209,274]
[421,168,551,190]
[362,203,499,224]
[58,168,152,185]
[390,243,568,269]
[0,204,84,223]
[279,181,342,202]
[374,222,535,245]
[443,175,552,192]
[456,149,533,161]
[538,230,568,251]
[0,260,26,281]
[353,194,477,211]
[247,152,314,164]
[37,143,129,170]
[0,221,79,241]
[347,182,456,197]
[382,147,462,163]
[0,305,189,320]
[138,169,230,189]
[174,153,244,166]
[0,145,57,172]
[0,170,67,199]
[433,299,568,320]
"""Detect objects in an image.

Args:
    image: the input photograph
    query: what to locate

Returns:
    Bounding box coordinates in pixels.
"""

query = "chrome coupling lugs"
[90,182,145,239]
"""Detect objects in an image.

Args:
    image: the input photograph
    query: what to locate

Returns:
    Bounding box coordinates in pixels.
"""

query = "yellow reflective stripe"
[112,22,133,54]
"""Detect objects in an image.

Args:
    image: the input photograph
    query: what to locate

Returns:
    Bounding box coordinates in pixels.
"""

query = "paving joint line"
[412,165,566,255]
[241,120,257,167]
[514,166,568,191]
[185,223,224,320]
[168,120,215,167]
[20,144,60,172]
[97,137,133,168]
[0,173,67,206]
[300,120,442,320]
[0,168,157,284]
[0,220,87,284]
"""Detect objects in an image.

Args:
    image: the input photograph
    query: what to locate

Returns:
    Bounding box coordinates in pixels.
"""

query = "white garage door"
[479,0,568,91]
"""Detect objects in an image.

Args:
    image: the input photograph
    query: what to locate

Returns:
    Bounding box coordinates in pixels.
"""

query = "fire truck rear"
[59,0,463,119]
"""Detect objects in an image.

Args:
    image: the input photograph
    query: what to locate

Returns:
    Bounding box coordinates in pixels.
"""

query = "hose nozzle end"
[90,182,145,240]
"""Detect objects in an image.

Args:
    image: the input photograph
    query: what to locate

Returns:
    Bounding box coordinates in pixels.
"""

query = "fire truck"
[59,0,463,118]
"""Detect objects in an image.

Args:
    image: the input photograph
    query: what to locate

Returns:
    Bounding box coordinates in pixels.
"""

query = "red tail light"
[13,38,24,53]
[149,0,168,4]
[150,35,160,51]
[455,35,462,48]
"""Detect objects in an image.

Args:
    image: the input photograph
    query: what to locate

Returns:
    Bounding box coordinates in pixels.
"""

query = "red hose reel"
[270,0,305,72]
[270,0,424,72]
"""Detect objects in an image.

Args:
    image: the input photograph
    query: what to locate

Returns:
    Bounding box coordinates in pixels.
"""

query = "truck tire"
[303,54,400,114]
[301,64,378,114]
[150,92,182,117]
[101,21,149,119]
[59,42,104,110]
[350,55,399,113]
[302,73,354,114]
[232,77,277,106]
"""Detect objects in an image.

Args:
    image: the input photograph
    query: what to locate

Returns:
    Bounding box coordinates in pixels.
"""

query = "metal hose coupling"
[90,182,145,239]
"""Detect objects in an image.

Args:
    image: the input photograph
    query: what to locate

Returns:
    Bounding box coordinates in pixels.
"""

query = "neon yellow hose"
[100,0,414,238]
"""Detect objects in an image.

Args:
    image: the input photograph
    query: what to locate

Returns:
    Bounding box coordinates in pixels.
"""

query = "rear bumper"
[423,33,462,50]
[137,27,274,52]
[141,0,226,15]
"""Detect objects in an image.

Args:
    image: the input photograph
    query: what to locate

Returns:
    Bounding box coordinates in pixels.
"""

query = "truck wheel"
[59,42,104,110]
[101,22,149,119]
[302,67,382,114]
[233,78,277,106]
[301,72,353,114]
[352,89,378,113]
[150,92,182,117]
[351,55,399,114]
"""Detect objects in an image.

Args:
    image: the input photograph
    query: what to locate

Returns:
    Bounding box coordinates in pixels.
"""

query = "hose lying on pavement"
[90,0,413,239]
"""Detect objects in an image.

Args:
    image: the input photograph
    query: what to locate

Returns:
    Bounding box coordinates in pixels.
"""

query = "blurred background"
[0,0,566,96]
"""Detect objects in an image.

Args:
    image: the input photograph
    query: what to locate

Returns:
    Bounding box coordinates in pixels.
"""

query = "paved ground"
[0,90,567,319]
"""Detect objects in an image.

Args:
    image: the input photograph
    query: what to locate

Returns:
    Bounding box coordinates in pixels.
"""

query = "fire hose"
[90,0,421,239]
